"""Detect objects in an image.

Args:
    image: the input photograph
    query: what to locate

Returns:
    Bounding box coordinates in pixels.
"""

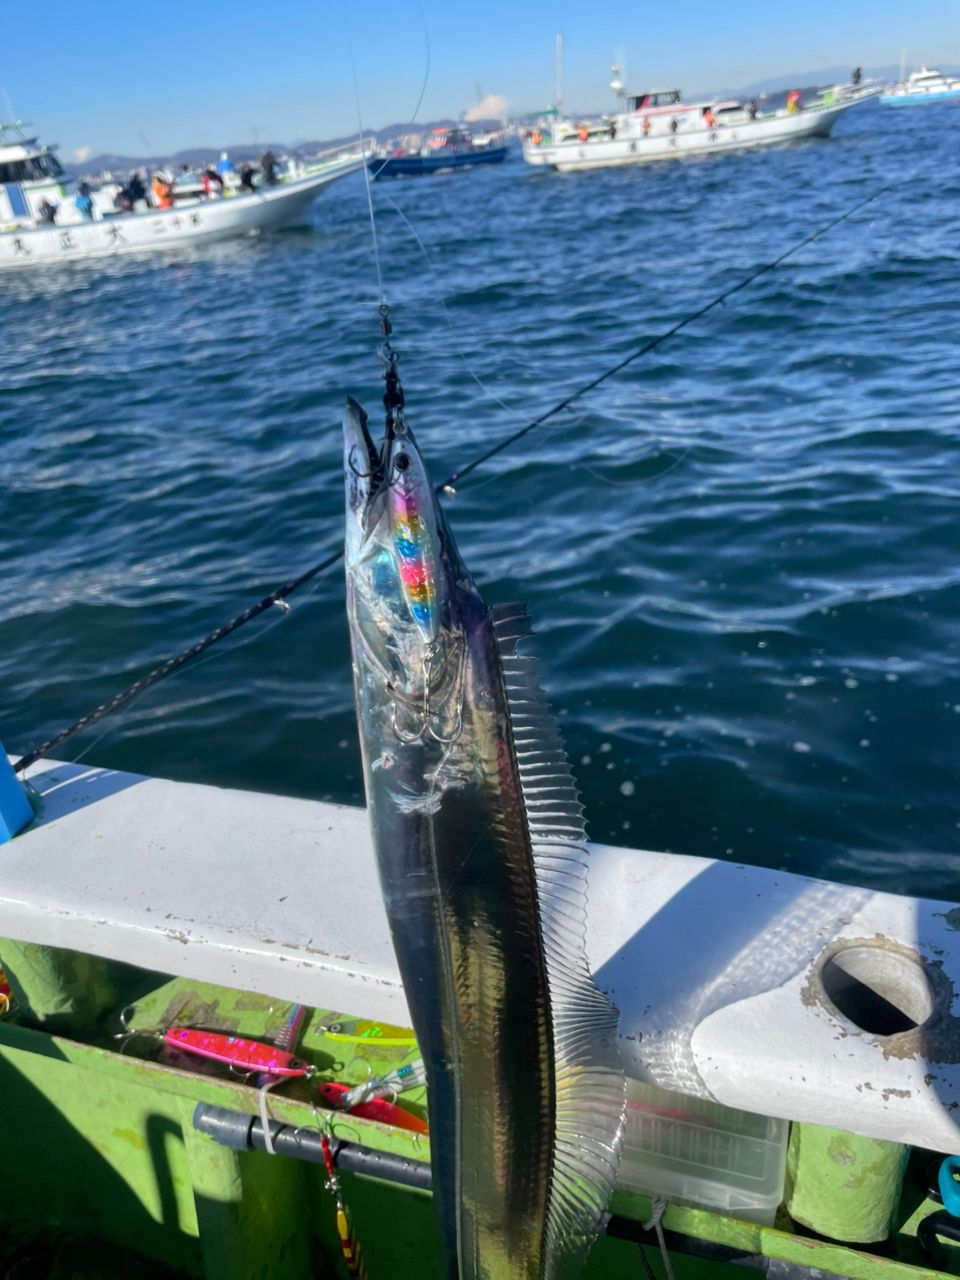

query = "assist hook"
[378,302,406,439]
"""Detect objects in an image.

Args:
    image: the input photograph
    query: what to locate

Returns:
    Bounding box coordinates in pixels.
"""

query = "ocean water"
[2,100,959,900]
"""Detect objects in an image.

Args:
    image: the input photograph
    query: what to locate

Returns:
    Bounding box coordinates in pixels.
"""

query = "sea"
[2,99,959,900]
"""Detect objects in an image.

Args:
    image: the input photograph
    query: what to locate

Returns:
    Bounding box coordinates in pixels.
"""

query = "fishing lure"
[320,1018,417,1047]
[272,1002,308,1052]
[163,1028,311,1078]
[0,969,11,1017]
[321,1132,368,1280]
[391,480,438,636]
[340,1059,427,1110]
[317,1081,428,1135]
[257,1003,308,1086]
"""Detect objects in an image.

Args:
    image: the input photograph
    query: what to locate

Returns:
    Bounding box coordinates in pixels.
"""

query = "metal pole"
[193,1103,827,1276]
[556,32,563,113]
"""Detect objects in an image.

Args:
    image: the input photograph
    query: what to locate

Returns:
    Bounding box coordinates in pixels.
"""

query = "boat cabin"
[712,100,754,125]
[910,67,945,85]
[0,123,69,229]
[905,66,958,91]
[426,125,473,152]
[626,88,683,112]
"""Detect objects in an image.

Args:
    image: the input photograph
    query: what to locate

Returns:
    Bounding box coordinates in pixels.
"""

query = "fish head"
[343,397,462,718]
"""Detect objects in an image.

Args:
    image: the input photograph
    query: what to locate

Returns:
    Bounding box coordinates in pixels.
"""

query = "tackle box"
[617,1078,789,1225]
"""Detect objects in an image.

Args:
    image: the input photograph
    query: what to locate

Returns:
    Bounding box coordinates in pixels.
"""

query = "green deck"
[0,944,957,1279]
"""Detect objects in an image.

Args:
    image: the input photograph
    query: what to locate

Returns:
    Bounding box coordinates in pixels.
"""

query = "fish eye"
[395,452,410,473]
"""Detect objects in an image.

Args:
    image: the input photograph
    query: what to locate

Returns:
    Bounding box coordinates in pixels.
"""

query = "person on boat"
[37,198,57,225]
[114,186,132,214]
[127,172,147,209]
[216,150,234,177]
[239,163,256,194]
[151,173,174,209]
[702,106,717,128]
[74,182,94,220]
[669,116,679,134]
[260,150,278,185]
[748,100,759,120]
[786,90,801,114]
[202,167,224,198]
[642,116,651,136]
[852,66,862,86]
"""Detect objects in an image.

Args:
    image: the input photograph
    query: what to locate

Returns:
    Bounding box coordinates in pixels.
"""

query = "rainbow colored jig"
[391,479,437,636]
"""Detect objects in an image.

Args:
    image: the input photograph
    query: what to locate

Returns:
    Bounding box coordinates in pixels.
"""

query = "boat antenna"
[555,32,564,113]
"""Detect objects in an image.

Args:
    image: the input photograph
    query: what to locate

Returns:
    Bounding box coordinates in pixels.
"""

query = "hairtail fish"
[343,396,625,1279]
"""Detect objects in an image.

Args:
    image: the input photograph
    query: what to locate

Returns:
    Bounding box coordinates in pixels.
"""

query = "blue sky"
[5,1,958,157]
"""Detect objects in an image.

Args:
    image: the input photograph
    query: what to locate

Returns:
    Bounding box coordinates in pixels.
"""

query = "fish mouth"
[344,396,385,496]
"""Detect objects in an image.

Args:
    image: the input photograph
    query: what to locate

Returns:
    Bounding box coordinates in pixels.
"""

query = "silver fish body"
[343,398,624,1279]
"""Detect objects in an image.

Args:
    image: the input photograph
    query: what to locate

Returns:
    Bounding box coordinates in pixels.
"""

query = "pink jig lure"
[163,1028,310,1078]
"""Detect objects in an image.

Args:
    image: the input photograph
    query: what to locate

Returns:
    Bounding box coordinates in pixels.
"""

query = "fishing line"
[61,592,296,774]
[377,190,518,417]
[439,179,895,492]
[346,0,432,279]
[347,38,385,302]
[12,180,894,775]
[13,544,342,775]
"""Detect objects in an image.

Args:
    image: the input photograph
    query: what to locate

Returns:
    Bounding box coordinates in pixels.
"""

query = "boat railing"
[299,137,374,169]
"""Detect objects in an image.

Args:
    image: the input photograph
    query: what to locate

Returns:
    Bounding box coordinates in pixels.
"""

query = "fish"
[342,396,625,1279]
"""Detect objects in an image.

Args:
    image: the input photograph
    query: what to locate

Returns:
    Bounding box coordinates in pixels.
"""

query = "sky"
[5,1,960,158]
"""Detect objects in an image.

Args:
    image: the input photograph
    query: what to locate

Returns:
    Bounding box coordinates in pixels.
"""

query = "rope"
[11,181,893,775]
[642,1197,676,1280]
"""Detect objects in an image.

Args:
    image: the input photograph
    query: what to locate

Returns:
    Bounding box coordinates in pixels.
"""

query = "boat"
[0,121,367,268]
[1,751,960,1277]
[880,65,960,106]
[522,71,880,172]
[368,125,509,178]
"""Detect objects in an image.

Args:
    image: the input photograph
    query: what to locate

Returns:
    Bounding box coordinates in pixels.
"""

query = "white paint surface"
[3,758,960,1151]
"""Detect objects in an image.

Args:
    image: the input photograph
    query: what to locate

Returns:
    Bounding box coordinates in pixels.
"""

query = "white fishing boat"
[522,73,879,172]
[0,121,367,269]
[880,66,960,107]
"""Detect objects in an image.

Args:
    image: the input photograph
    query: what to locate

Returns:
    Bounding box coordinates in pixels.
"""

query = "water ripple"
[2,102,960,895]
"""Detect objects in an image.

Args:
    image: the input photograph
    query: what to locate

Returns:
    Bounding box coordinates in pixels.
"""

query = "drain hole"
[819,945,935,1036]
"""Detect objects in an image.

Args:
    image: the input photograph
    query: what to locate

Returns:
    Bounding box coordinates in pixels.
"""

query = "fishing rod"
[12,180,893,776]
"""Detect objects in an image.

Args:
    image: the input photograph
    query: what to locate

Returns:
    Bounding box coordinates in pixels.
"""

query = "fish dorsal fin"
[490,602,626,1279]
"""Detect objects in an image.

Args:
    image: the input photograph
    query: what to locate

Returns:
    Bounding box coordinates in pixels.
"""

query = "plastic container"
[617,1079,789,1225]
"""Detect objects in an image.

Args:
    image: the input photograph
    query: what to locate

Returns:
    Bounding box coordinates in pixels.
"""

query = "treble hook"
[390,638,465,746]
